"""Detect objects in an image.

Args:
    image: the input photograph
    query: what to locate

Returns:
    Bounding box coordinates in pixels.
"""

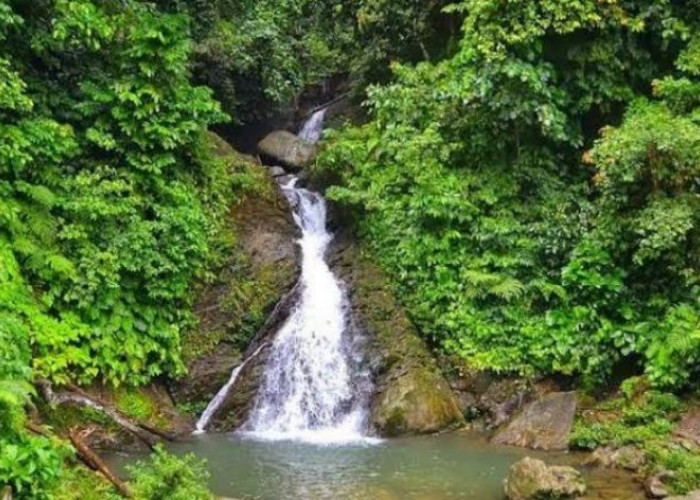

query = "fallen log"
[68,428,132,498]
[37,380,160,449]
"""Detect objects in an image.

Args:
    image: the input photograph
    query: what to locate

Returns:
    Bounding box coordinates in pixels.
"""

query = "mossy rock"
[330,235,463,436]
[172,132,300,415]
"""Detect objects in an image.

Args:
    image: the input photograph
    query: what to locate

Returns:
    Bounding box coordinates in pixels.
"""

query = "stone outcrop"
[170,132,301,426]
[443,361,534,428]
[258,130,316,171]
[675,408,700,448]
[585,445,647,472]
[646,470,677,499]
[330,237,463,436]
[492,391,577,450]
[503,457,586,500]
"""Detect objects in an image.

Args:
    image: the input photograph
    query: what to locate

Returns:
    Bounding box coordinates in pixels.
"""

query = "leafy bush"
[127,446,213,500]
[319,0,700,391]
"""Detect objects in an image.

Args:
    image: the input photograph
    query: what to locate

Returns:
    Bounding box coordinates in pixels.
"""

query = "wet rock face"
[258,130,316,171]
[170,133,301,427]
[492,392,577,451]
[504,457,586,500]
[329,235,463,436]
[444,363,534,428]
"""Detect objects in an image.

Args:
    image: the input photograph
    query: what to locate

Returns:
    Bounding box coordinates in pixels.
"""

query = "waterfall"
[240,177,372,444]
[194,343,268,433]
[298,108,327,143]
[196,107,373,444]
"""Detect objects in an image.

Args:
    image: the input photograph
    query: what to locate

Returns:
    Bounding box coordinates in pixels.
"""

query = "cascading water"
[298,108,327,143]
[241,177,372,444]
[196,107,373,443]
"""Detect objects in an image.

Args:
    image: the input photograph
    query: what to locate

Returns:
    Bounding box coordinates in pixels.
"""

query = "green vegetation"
[127,446,213,500]
[319,0,700,392]
[3,0,700,497]
[572,378,700,494]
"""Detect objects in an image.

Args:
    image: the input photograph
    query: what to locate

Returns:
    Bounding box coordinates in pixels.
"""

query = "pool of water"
[108,432,644,500]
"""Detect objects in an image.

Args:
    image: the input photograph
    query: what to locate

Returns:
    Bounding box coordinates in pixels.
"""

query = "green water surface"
[109,432,643,500]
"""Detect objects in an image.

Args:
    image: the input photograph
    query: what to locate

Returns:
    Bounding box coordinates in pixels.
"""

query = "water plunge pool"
[108,432,643,499]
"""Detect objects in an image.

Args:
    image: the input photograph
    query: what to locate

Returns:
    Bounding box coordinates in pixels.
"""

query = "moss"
[114,388,157,421]
[53,463,121,500]
[39,400,116,435]
[181,133,296,364]
[571,380,700,494]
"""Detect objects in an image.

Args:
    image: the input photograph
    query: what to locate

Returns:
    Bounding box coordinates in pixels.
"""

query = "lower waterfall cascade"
[240,177,373,444]
[196,108,375,444]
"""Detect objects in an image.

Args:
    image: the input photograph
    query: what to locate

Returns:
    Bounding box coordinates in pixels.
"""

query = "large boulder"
[258,130,316,171]
[330,238,463,436]
[492,392,577,450]
[504,457,586,500]
[170,132,301,425]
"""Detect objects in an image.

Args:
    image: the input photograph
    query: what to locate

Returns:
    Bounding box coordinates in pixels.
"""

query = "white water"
[298,108,327,143]
[197,108,373,444]
[241,178,373,444]
[194,343,268,433]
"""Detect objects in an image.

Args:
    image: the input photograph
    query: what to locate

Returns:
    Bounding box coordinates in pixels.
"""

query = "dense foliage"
[161,0,452,123]
[0,0,234,497]
[320,0,700,391]
[3,0,700,496]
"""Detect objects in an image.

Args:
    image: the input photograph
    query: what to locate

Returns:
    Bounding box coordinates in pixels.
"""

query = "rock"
[170,132,301,429]
[170,343,240,407]
[479,378,533,427]
[675,408,700,448]
[492,392,577,450]
[645,470,677,498]
[441,358,535,427]
[503,457,586,500]
[330,237,463,436]
[586,445,647,472]
[667,491,700,500]
[268,166,287,177]
[258,130,316,171]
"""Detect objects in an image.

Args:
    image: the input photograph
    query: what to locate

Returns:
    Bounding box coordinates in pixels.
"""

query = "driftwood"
[69,428,132,498]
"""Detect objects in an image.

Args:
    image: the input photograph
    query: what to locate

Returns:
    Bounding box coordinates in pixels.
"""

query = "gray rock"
[479,378,533,427]
[492,392,577,450]
[504,457,586,500]
[258,130,316,171]
[675,408,700,448]
[645,470,677,498]
[586,445,647,471]
[268,166,287,177]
